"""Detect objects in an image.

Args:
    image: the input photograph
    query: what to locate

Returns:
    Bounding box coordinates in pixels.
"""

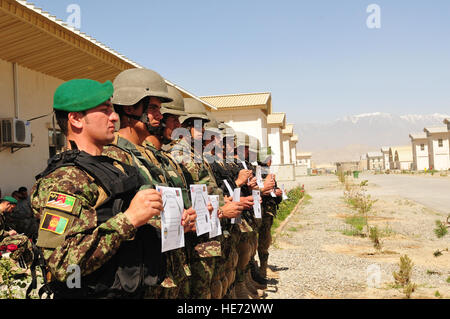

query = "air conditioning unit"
[0,118,32,147]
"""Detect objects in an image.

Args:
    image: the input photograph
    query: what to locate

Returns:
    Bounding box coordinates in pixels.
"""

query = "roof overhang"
[0,0,214,109]
[201,92,271,115]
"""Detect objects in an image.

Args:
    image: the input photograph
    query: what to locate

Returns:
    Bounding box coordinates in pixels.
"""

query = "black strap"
[26,243,52,299]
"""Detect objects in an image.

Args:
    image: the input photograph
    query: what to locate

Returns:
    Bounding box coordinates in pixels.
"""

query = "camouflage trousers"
[213,224,241,299]
[235,217,257,283]
[257,211,274,265]
[185,234,221,299]
[144,248,190,299]
[0,234,34,268]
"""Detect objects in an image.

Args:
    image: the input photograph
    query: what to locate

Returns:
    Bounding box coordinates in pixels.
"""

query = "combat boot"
[259,260,268,278]
[250,262,268,288]
[234,281,252,299]
[244,272,261,299]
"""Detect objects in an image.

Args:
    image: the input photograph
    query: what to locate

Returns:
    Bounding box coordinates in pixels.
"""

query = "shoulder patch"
[45,192,80,214]
[40,211,69,235]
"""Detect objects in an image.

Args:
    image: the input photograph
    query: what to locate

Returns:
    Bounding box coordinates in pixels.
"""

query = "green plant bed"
[271,186,305,236]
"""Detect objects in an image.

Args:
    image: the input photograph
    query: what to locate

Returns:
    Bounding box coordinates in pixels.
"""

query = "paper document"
[281,184,289,200]
[208,195,222,239]
[231,188,242,224]
[223,179,234,196]
[252,190,262,219]
[256,166,264,189]
[155,186,185,253]
[190,184,212,236]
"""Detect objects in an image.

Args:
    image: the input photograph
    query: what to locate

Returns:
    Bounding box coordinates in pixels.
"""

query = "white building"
[0,0,214,195]
[266,112,286,165]
[409,132,429,171]
[201,92,272,152]
[381,147,390,170]
[424,126,450,171]
[296,152,312,168]
[281,124,295,165]
[366,152,384,170]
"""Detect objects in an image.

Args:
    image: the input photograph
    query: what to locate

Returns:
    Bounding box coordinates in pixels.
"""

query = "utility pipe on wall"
[13,63,19,118]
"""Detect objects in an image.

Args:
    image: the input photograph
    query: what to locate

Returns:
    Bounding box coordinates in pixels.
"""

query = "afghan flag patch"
[45,192,77,213]
[40,212,69,235]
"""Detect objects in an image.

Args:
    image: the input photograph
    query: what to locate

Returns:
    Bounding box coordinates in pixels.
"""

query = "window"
[420,144,424,151]
[438,139,443,147]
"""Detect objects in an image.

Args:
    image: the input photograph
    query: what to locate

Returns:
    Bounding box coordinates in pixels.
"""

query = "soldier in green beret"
[30,79,164,299]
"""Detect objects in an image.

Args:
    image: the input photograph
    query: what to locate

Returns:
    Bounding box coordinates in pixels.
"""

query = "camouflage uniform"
[0,211,34,267]
[141,140,192,299]
[103,133,189,299]
[168,137,223,299]
[227,160,256,293]
[30,149,163,298]
[257,163,281,277]
[210,159,241,298]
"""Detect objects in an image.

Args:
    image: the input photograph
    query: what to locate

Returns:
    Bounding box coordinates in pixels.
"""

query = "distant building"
[389,146,412,170]
[366,152,383,170]
[395,146,413,170]
[202,92,272,152]
[266,112,286,165]
[296,152,312,168]
[281,123,295,165]
[336,161,359,174]
[409,132,429,171]
[359,154,368,171]
[424,126,450,171]
[381,147,390,170]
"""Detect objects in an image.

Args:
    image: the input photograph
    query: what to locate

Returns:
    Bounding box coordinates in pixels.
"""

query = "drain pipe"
[13,62,19,118]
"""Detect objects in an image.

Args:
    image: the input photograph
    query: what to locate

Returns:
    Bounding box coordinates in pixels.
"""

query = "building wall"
[411,140,429,171]
[297,158,311,168]
[428,133,450,171]
[0,58,63,195]
[382,152,390,170]
[398,161,412,170]
[367,157,383,170]
[282,135,291,165]
[268,126,283,165]
[290,142,297,165]
[211,108,268,150]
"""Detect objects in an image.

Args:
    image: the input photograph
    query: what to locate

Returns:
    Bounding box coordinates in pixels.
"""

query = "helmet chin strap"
[122,103,161,135]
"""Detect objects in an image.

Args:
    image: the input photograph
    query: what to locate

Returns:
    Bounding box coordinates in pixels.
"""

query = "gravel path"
[263,175,450,299]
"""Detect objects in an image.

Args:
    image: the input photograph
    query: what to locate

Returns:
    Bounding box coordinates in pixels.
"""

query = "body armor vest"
[35,150,165,299]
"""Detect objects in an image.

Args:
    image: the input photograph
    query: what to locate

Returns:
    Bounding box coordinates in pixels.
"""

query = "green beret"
[53,79,114,112]
[1,196,17,205]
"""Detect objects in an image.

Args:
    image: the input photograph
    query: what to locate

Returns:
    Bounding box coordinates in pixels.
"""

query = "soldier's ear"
[68,112,85,130]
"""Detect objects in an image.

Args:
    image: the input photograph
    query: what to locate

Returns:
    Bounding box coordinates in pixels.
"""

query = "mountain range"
[295,113,450,165]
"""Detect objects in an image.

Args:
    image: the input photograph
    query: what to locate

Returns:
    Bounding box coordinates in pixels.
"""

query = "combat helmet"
[179,98,210,124]
[161,86,187,117]
[112,68,172,134]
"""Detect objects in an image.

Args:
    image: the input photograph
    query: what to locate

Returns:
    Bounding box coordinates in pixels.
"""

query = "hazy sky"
[31,0,450,123]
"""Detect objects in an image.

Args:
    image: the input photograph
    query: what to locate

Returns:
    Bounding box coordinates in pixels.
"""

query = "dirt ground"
[264,175,450,299]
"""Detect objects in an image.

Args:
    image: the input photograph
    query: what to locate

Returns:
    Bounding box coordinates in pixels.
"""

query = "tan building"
[409,132,429,171]
[281,123,295,165]
[296,152,312,168]
[266,112,286,165]
[424,126,450,171]
[201,92,272,152]
[381,146,390,170]
[0,0,213,195]
[394,146,413,170]
[359,154,368,171]
[366,152,383,170]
